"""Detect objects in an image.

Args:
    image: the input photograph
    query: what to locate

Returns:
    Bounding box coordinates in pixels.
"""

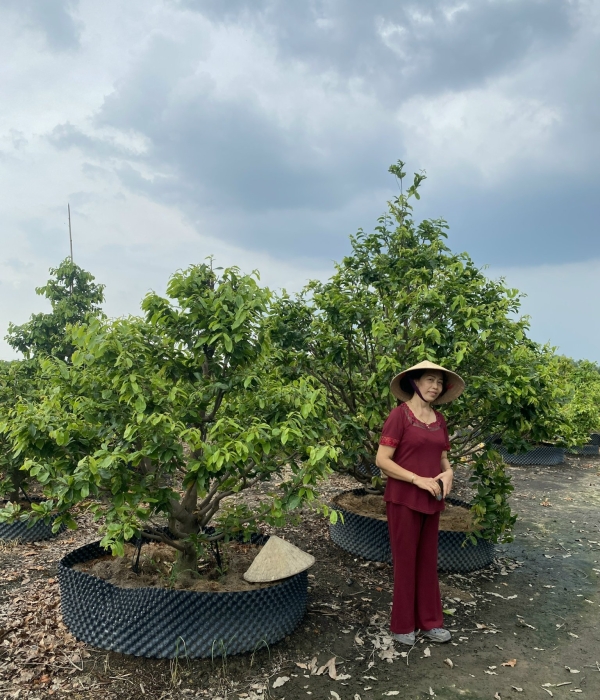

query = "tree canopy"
[1,259,105,504]
[5,258,105,361]
[5,264,337,579]
[268,162,577,542]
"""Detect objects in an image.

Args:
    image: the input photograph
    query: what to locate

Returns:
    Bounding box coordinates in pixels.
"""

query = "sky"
[1,0,599,362]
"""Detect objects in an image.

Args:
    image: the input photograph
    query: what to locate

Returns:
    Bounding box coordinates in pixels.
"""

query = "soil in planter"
[72,541,278,592]
[333,491,477,532]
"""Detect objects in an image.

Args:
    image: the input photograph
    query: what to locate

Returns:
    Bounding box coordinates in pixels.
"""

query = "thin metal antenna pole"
[68,203,74,295]
[68,203,73,263]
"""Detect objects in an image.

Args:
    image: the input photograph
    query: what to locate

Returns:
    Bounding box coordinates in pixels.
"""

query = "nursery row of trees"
[1,162,599,579]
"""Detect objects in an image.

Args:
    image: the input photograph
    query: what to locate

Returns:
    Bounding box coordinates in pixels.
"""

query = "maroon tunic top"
[379,403,450,514]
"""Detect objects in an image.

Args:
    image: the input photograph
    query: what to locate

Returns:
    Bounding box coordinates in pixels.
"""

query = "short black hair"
[399,368,448,399]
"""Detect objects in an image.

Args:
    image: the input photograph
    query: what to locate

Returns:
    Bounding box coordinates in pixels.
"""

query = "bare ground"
[1,456,600,700]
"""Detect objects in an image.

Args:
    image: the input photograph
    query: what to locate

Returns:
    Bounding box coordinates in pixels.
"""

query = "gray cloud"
[2,0,81,51]
[35,0,600,267]
[88,32,397,255]
[178,0,576,97]
[48,123,131,158]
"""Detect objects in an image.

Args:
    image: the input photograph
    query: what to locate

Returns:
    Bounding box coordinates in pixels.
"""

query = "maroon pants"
[386,502,443,634]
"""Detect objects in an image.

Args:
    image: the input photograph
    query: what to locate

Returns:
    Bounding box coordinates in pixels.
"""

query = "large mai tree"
[6,264,337,579]
[269,162,576,542]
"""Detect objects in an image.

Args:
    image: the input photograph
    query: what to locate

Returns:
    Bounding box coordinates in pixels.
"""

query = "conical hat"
[390,360,465,405]
[243,536,315,583]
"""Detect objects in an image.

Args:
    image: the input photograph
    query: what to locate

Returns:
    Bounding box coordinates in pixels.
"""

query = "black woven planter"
[569,444,600,456]
[329,489,495,573]
[497,445,565,466]
[0,500,66,542]
[58,539,308,659]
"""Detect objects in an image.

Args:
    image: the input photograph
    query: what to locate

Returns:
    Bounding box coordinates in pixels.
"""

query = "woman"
[375,360,465,645]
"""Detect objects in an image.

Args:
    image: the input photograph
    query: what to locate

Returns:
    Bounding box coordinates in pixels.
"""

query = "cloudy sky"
[1,0,599,361]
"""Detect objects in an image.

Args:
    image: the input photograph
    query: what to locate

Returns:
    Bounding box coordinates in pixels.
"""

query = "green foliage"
[6,263,337,577]
[0,361,34,502]
[555,357,600,447]
[468,449,517,544]
[0,260,105,507]
[5,258,105,361]
[268,161,572,542]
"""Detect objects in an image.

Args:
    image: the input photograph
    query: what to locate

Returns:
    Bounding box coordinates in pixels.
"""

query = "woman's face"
[414,370,445,402]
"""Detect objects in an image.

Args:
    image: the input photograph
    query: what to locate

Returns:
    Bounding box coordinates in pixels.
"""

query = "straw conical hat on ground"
[390,360,465,405]
[243,536,315,583]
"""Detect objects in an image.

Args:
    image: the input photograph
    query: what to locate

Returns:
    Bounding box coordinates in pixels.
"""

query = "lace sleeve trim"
[380,436,399,447]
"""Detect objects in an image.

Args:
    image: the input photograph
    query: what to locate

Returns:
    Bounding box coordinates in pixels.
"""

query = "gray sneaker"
[422,628,451,643]
[392,631,416,645]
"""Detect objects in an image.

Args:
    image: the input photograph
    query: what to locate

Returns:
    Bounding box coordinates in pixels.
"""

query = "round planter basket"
[329,489,495,573]
[59,540,309,659]
[497,445,565,466]
[0,501,66,542]
[568,444,600,456]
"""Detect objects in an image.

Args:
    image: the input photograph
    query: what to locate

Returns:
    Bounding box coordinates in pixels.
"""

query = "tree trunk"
[168,481,199,582]
[8,467,25,504]
[172,542,199,580]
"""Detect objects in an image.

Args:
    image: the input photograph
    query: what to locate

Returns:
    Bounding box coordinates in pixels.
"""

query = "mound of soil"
[72,541,277,592]
[333,491,477,532]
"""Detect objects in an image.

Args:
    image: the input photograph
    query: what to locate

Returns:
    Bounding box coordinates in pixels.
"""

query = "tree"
[557,357,600,446]
[0,361,34,503]
[268,161,571,542]
[0,259,105,508]
[7,264,337,579]
[5,258,105,361]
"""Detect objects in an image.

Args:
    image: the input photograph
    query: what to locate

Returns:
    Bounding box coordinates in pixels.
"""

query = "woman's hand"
[413,476,442,499]
[438,469,453,497]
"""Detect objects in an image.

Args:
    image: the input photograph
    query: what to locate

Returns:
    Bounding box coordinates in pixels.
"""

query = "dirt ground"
[2,456,600,700]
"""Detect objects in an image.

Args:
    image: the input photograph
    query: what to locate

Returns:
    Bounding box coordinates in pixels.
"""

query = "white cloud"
[397,87,561,182]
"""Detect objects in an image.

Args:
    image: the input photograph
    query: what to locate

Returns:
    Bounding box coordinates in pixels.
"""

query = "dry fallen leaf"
[501,659,517,667]
[272,676,289,688]
[494,693,501,700]
[316,657,337,679]
[444,658,454,669]
[423,647,431,657]
[565,667,581,674]
[336,674,352,681]
[383,693,400,697]
[512,688,523,693]
[330,692,341,700]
